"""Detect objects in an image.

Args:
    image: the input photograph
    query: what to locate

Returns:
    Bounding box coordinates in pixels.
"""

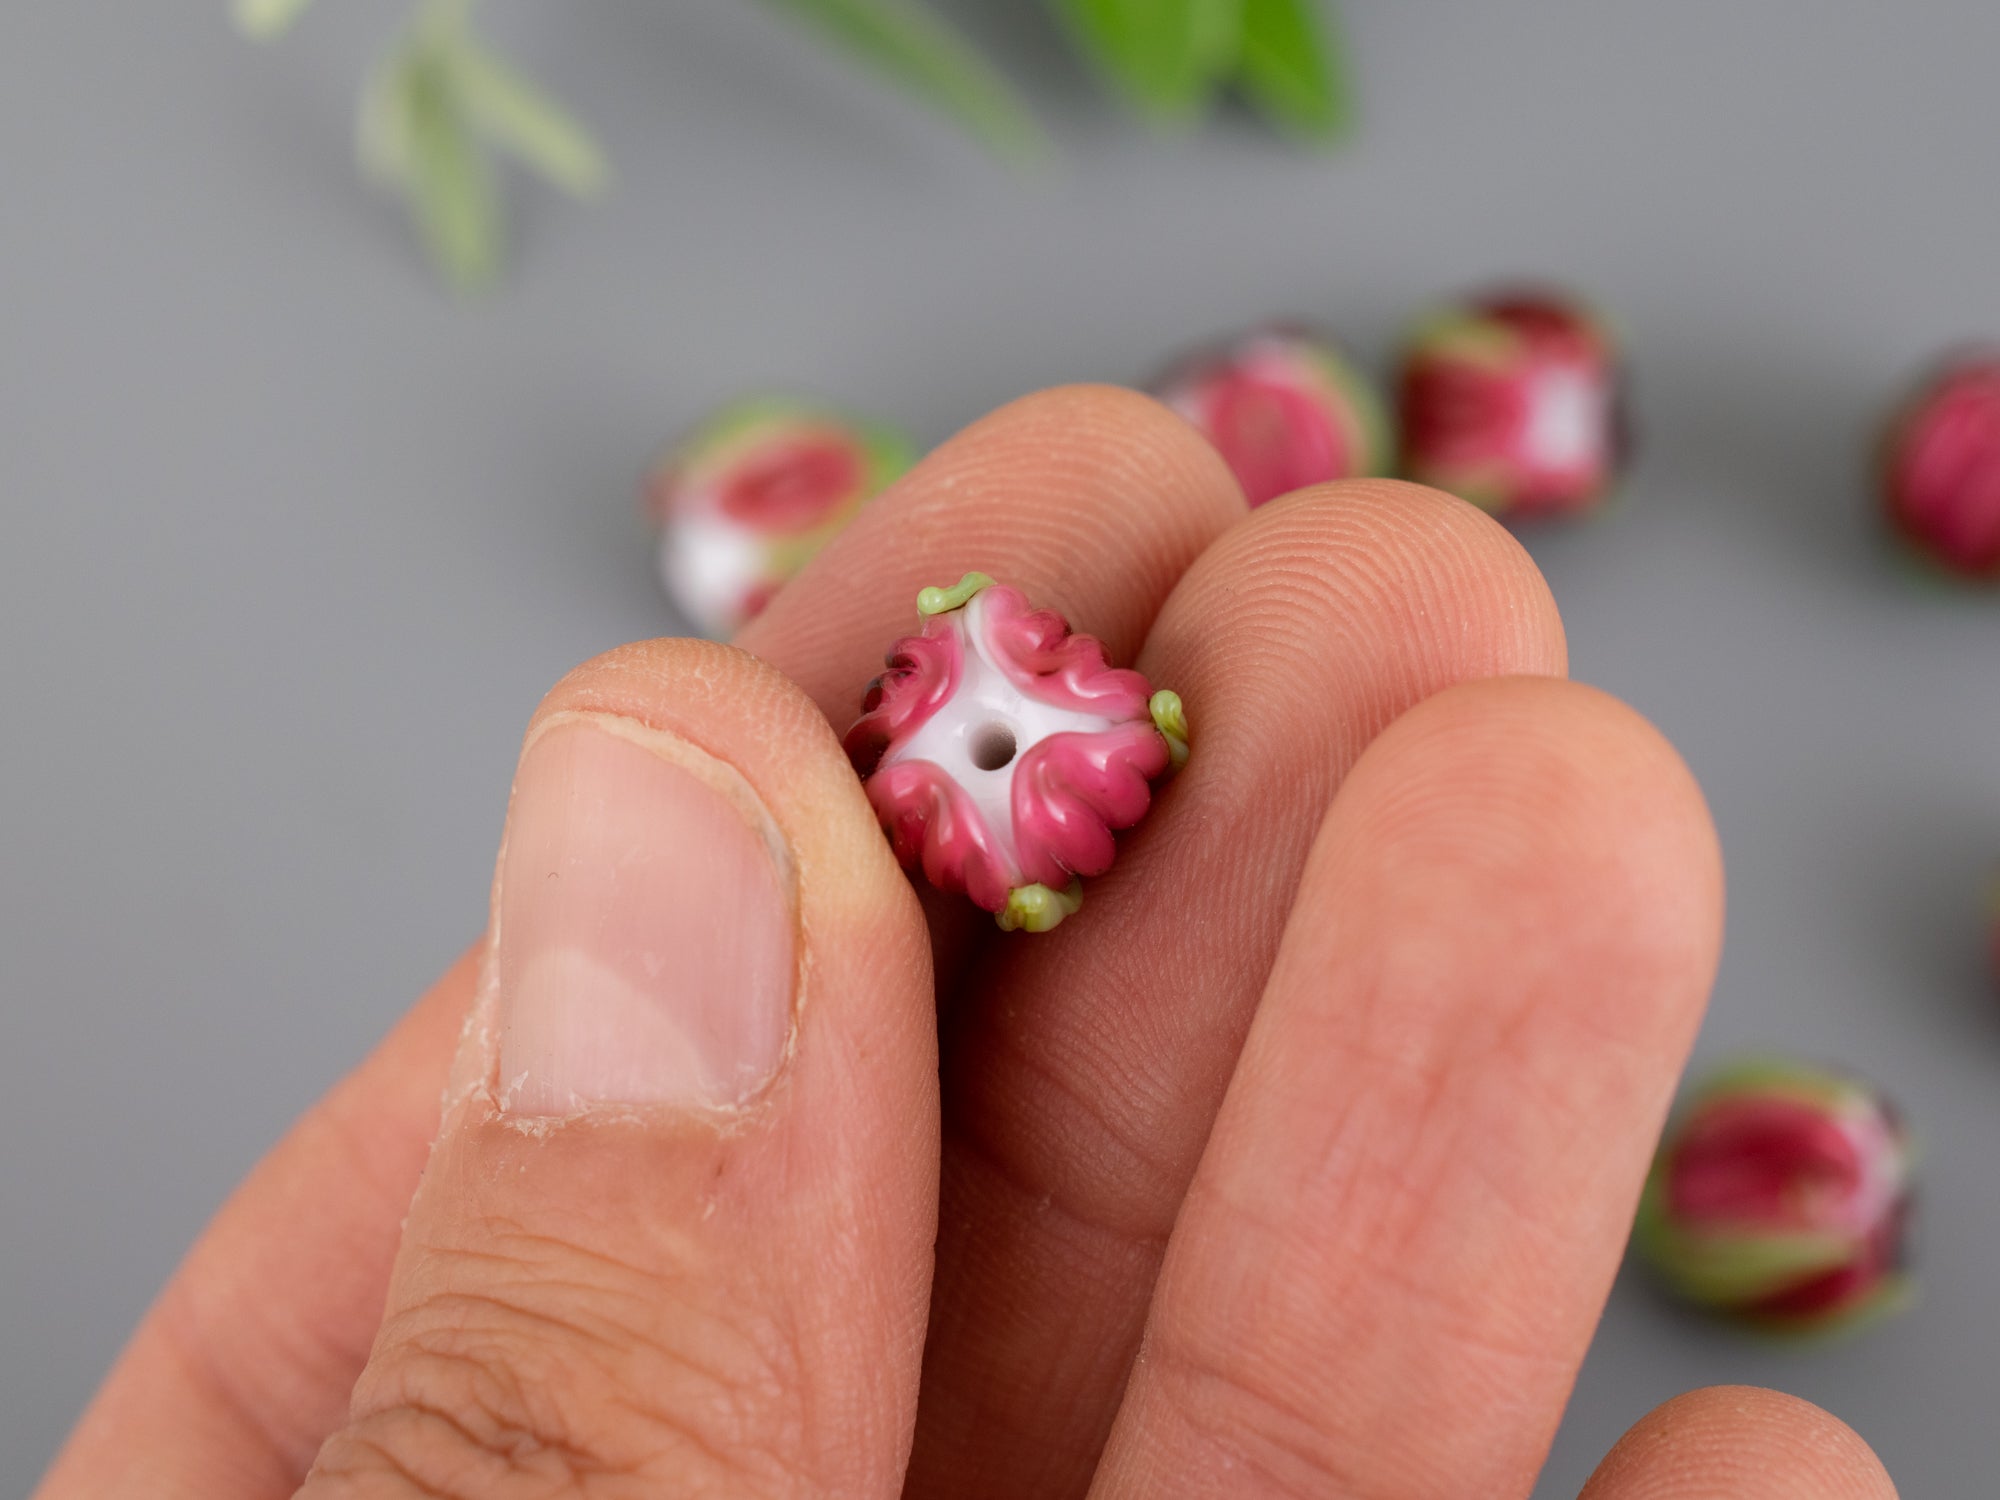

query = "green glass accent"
[917,571,995,616]
[1685,1058,1871,1118]
[683,398,916,500]
[997,879,1085,933]
[1149,688,1190,770]
[690,397,834,459]
[1888,531,2000,592]
[1405,308,1518,371]
[1639,1220,1855,1306]
[1428,466,1518,514]
[1750,1270,1916,1341]
[860,424,920,491]
[1636,1125,1891,1303]
[1313,345,1389,477]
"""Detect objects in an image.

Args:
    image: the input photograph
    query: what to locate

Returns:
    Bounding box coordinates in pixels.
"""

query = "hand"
[35,387,1895,1500]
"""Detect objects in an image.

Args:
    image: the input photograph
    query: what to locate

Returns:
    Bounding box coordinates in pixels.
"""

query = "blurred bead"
[1879,352,2000,582]
[646,397,914,636]
[1635,1060,1913,1335]
[1154,326,1386,507]
[1397,289,1626,518]
[842,573,1186,933]
[1989,875,2000,990]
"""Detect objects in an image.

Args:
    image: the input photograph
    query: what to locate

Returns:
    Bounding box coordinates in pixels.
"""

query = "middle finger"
[905,480,1570,1500]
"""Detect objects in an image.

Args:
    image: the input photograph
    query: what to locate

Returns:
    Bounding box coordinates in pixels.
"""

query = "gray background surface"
[3,1,1996,1493]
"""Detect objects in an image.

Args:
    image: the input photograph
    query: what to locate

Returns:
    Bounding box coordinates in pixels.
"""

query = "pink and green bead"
[1397,290,1627,519]
[1988,874,2000,989]
[1635,1060,1913,1336]
[1153,326,1387,507]
[843,573,1187,933]
[647,397,915,637]
[1878,351,2000,583]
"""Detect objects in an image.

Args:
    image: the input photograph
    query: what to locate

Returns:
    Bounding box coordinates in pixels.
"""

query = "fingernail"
[493,713,796,1116]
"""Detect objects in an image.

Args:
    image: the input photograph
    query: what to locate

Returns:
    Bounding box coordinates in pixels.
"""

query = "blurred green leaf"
[758,0,1047,160]
[1048,0,1242,119]
[1236,0,1352,140]
[402,50,499,289]
[448,41,608,196]
[357,48,421,186]
[233,0,316,40]
[250,0,1366,292]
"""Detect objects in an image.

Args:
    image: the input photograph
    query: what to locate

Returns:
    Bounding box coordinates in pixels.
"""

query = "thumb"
[300,640,937,1500]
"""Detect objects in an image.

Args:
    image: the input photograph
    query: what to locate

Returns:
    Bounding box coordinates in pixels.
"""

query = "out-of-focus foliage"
[759,0,1049,161]
[239,0,1352,289]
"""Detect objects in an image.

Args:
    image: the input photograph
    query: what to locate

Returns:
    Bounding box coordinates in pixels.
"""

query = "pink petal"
[1010,722,1170,889]
[977,586,1153,721]
[844,619,962,776]
[1665,1094,1877,1234]
[865,758,1016,912]
[716,432,868,531]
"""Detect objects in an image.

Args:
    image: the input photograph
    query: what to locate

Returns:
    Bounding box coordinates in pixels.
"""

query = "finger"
[736,384,1245,728]
[1578,1387,1897,1499]
[299,640,935,1499]
[33,953,473,1500]
[906,482,1569,1498]
[1089,678,1725,1500]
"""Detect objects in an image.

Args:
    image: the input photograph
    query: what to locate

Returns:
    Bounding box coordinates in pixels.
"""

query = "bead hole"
[970,721,1017,771]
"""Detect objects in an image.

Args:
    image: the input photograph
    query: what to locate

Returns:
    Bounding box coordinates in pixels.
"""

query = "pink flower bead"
[1989,876,2000,991]
[1635,1061,1913,1335]
[1397,289,1626,518]
[843,574,1188,932]
[646,397,914,636]
[1879,352,2000,582]
[1154,326,1386,507]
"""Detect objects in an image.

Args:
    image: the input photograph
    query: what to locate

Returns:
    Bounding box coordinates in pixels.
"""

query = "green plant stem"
[756,0,1048,160]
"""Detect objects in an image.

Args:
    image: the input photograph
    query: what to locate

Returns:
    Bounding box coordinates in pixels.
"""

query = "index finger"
[736,383,1246,726]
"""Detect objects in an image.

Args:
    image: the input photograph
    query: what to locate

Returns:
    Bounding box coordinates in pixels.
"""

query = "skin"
[32,387,1898,1500]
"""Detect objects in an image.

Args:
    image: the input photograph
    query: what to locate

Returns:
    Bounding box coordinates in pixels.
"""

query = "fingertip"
[932,382,1251,619]
[974,381,1241,498]
[1346,675,1725,1012]
[533,636,834,760]
[521,637,912,922]
[1582,1386,1897,1499]
[1265,475,1553,574]
[1149,478,1568,706]
[1381,675,1720,855]
[1268,474,1521,533]
[306,635,943,1495]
